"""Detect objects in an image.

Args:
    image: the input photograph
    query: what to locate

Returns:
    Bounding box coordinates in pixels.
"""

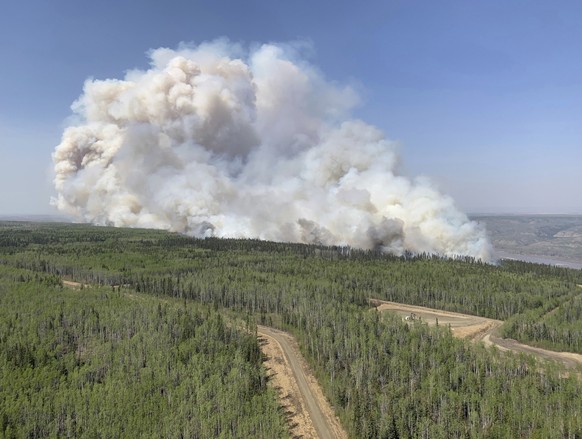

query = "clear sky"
[1,0,581,215]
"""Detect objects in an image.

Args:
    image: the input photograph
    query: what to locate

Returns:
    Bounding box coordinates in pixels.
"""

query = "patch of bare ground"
[62,279,88,289]
[372,299,502,340]
[373,299,582,370]
[258,326,347,439]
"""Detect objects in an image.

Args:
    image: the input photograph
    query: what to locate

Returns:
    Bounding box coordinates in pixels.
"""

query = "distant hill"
[472,215,582,268]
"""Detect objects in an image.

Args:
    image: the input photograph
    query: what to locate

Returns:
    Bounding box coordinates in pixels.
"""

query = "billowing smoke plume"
[52,40,490,260]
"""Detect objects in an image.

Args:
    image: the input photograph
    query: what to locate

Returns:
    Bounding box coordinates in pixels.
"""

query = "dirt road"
[258,326,347,439]
[63,276,344,438]
[372,299,502,341]
[373,299,582,369]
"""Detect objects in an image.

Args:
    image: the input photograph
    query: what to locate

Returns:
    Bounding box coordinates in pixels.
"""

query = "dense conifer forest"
[0,268,287,438]
[1,221,582,438]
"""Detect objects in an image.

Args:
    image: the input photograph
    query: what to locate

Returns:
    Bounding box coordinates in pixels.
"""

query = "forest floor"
[258,326,347,439]
[372,299,582,369]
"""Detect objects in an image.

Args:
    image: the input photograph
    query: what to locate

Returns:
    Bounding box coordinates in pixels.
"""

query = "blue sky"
[1,0,581,215]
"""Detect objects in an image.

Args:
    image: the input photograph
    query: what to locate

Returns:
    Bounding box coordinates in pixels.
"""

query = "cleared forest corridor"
[373,299,582,369]
[258,326,347,439]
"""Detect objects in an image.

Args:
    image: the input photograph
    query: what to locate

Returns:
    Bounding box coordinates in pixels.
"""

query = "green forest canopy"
[1,221,582,438]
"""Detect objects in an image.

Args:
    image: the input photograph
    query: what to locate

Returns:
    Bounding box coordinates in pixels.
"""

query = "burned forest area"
[1,221,582,438]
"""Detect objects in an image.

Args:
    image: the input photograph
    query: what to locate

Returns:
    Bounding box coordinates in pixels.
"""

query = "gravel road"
[258,326,346,439]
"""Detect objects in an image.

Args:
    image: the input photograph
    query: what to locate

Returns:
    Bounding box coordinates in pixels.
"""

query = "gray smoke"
[52,40,491,260]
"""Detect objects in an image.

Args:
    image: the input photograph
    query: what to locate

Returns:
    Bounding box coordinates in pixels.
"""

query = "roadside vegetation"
[1,221,582,438]
[0,266,287,438]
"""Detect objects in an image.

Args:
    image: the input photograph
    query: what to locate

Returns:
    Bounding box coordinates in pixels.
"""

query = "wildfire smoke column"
[52,40,491,260]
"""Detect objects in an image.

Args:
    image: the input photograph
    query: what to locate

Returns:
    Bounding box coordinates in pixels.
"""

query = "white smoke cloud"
[52,40,491,260]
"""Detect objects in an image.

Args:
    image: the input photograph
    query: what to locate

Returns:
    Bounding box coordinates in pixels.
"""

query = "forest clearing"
[373,299,582,369]
[258,326,347,439]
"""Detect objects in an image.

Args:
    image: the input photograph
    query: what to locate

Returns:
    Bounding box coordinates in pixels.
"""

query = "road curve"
[485,333,582,369]
[257,326,346,439]
[373,299,582,369]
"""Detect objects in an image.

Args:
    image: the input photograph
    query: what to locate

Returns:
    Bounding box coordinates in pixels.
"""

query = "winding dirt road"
[373,299,582,369]
[64,277,581,437]
[258,326,347,439]
[258,300,582,439]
